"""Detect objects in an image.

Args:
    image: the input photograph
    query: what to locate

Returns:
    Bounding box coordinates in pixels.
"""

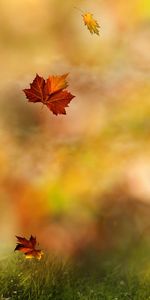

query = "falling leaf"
[14,235,43,260]
[82,12,100,35]
[23,73,75,115]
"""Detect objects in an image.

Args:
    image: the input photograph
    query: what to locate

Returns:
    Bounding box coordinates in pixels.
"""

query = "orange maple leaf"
[14,235,43,260]
[23,73,75,115]
[82,12,100,35]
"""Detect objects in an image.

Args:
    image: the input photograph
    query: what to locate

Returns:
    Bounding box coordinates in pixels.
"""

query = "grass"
[1,242,150,300]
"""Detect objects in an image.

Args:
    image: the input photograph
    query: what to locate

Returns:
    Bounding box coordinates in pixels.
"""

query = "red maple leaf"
[23,73,75,115]
[14,235,43,260]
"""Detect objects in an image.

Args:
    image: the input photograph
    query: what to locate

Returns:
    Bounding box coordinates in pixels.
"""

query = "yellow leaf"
[82,12,100,35]
[25,250,44,260]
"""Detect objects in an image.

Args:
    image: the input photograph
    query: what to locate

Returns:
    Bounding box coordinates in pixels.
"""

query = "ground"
[1,240,150,300]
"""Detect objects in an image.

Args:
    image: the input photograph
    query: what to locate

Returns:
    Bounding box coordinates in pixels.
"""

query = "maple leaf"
[82,12,100,35]
[46,73,68,94]
[23,74,46,103]
[14,235,43,260]
[23,73,75,115]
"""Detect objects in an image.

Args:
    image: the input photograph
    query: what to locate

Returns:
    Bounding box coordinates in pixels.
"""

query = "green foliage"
[1,244,150,300]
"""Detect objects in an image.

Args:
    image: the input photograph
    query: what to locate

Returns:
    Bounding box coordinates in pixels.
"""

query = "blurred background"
[0,0,150,260]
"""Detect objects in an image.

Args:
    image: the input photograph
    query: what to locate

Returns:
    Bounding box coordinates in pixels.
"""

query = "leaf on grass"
[23,73,75,115]
[82,12,100,35]
[14,235,43,260]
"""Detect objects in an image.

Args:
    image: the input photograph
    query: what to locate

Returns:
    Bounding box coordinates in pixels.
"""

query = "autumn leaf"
[14,235,43,260]
[46,73,68,94]
[23,73,75,115]
[82,12,100,35]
